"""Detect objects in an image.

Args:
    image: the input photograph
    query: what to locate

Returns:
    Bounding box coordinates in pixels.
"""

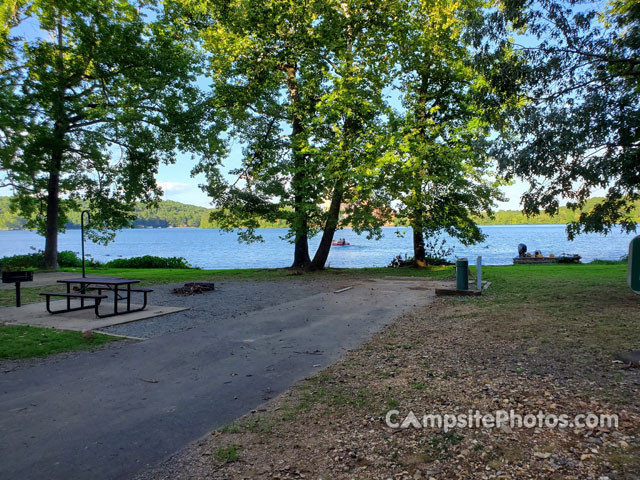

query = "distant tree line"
[473,198,640,226]
[0,197,288,229]
[3,196,637,231]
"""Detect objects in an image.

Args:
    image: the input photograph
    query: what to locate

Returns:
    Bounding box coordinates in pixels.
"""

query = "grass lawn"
[0,325,119,360]
[64,264,456,283]
[156,262,640,479]
[478,263,639,363]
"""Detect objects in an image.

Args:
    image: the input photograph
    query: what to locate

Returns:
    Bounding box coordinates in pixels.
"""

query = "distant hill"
[0,197,27,229]
[1,196,638,230]
[474,197,640,225]
[0,197,287,230]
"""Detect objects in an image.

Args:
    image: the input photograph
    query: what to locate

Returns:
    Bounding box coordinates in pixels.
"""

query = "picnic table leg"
[127,283,131,311]
[94,297,102,317]
[66,283,71,311]
[80,282,85,309]
[114,284,118,315]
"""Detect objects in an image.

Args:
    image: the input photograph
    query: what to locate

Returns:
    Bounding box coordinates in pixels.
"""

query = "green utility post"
[456,258,469,290]
[629,236,640,294]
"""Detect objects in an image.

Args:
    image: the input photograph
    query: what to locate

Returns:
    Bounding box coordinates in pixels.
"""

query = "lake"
[0,225,635,269]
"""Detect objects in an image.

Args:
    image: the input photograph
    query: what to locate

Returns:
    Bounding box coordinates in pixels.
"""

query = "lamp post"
[629,235,640,294]
[81,210,90,279]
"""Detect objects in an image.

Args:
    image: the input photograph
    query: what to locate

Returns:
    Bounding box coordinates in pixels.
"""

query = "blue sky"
[154,154,534,210]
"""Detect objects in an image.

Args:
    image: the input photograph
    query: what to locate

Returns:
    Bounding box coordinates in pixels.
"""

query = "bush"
[0,252,193,270]
[0,250,98,270]
[387,238,454,267]
[104,255,192,269]
[388,254,414,268]
[0,252,45,270]
[57,251,83,268]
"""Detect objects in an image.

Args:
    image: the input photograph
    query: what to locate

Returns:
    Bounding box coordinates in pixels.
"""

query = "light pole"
[81,210,90,279]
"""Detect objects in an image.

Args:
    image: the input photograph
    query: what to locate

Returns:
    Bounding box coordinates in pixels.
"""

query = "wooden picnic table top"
[57,277,141,286]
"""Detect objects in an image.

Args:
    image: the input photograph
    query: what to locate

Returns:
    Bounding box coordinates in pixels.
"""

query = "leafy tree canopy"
[491,0,640,239]
[0,0,222,267]
[381,0,507,266]
[176,0,397,268]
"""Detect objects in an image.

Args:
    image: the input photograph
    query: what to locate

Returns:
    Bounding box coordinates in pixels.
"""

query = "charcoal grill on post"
[2,270,34,307]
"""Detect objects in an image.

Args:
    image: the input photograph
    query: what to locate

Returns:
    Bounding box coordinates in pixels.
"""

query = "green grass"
[468,263,640,373]
[214,445,241,463]
[60,264,455,284]
[0,286,50,307]
[0,325,119,360]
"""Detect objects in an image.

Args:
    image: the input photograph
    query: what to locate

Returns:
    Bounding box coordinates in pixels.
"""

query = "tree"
[183,0,395,269]
[182,0,328,268]
[491,0,640,239]
[304,0,396,270]
[380,0,505,266]
[0,0,219,268]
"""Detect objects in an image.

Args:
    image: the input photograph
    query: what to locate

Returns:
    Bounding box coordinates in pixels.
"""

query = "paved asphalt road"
[0,277,438,479]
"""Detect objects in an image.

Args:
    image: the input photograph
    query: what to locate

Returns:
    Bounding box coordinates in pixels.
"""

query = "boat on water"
[332,238,350,246]
[513,244,580,264]
[513,255,581,264]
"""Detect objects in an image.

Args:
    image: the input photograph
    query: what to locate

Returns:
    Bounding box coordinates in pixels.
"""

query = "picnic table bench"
[40,292,108,316]
[40,277,153,318]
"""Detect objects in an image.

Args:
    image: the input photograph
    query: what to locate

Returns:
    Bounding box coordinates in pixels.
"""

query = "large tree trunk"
[309,3,355,271]
[309,181,344,270]
[44,15,66,270]
[412,226,427,268]
[43,168,61,270]
[411,73,429,270]
[284,63,311,268]
[292,226,311,268]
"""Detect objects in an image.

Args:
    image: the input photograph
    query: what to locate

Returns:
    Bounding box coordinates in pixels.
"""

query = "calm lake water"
[0,225,635,269]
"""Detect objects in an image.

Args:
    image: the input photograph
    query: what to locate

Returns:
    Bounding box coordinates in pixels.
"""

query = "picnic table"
[40,277,153,318]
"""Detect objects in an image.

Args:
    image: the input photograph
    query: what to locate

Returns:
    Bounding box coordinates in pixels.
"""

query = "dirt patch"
[136,295,640,480]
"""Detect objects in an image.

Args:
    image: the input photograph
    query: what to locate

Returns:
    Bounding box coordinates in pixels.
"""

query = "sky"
[154,155,534,210]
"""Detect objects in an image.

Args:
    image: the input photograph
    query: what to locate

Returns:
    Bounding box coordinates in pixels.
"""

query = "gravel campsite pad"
[99,279,330,339]
[137,295,640,480]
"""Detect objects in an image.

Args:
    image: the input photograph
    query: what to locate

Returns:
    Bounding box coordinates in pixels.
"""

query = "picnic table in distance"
[40,276,153,318]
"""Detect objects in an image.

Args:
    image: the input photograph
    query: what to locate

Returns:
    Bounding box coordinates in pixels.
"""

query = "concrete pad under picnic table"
[0,300,187,332]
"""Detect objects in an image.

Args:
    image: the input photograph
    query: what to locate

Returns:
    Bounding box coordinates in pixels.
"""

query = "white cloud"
[158,182,192,194]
